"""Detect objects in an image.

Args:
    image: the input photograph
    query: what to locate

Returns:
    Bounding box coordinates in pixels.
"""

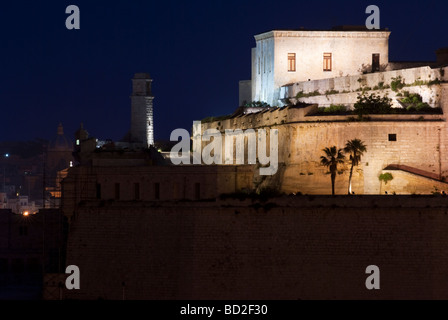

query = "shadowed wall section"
[64,196,448,300]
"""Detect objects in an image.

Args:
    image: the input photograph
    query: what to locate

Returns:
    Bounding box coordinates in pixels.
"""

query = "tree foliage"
[354,93,392,116]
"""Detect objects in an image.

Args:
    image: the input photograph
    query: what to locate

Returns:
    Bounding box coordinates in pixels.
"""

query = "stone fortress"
[203,26,448,195]
[55,26,448,300]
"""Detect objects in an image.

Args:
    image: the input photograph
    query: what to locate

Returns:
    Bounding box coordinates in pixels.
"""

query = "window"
[134,183,140,200]
[388,134,397,141]
[323,53,332,71]
[154,182,160,200]
[195,183,200,200]
[114,183,120,200]
[372,53,380,72]
[288,53,296,72]
[96,183,101,199]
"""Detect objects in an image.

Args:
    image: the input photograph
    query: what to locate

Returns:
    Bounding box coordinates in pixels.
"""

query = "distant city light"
[70,161,73,167]
[4,153,9,157]
[76,139,80,145]
[23,211,29,216]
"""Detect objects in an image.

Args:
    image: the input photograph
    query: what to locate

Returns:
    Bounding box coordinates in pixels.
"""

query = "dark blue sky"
[1,0,446,142]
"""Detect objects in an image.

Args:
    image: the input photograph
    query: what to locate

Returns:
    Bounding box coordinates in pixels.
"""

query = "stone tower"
[130,73,154,147]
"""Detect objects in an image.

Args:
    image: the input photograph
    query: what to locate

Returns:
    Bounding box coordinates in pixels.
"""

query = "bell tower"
[130,73,154,147]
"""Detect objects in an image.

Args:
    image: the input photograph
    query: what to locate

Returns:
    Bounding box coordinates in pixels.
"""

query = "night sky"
[1,0,446,143]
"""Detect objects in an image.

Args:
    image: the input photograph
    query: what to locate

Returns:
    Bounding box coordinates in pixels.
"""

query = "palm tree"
[320,146,345,195]
[344,139,367,195]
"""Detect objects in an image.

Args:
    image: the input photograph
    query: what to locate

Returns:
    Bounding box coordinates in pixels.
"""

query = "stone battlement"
[280,65,448,104]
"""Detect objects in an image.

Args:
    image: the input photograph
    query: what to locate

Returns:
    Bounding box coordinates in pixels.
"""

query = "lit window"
[288,53,296,72]
[323,53,332,71]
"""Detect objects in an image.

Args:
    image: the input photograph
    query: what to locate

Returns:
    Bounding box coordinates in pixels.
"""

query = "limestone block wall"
[280,67,448,99]
[64,197,448,300]
[285,121,446,194]
[61,165,254,221]
[201,105,448,195]
[379,169,448,195]
[293,85,441,109]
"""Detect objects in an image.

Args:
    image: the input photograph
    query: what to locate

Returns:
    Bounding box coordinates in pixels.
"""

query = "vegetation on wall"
[390,76,406,92]
[296,90,321,99]
[373,81,390,90]
[325,89,340,95]
[379,172,394,194]
[354,93,393,116]
[315,105,349,115]
[398,92,431,112]
[245,101,271,108]
[379,172,393,184]
[292,73,445,107]
[379,173,393,185]
[201,114,231,124]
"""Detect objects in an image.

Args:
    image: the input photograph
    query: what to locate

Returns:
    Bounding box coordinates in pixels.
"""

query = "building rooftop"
[254,27,391,40]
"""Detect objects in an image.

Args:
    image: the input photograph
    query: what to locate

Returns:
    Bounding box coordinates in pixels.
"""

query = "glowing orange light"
[23,211,29,216]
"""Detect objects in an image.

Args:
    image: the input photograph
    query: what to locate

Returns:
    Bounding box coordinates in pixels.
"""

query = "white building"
[240,26,391,106]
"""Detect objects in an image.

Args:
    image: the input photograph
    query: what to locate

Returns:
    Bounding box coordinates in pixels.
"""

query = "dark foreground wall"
[65,196,448,300]
[0,209,68,300]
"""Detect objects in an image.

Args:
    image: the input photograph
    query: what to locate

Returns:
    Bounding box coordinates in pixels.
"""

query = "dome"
[48,123,73,151]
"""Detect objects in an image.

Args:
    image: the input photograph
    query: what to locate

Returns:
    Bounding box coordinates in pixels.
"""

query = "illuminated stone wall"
[280,66,448,108]
[201,101,448,195]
